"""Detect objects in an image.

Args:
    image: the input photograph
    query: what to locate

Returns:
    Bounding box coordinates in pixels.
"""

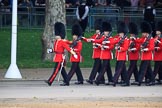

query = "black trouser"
[67,62,84,83]
[96,60,113,82]
[88,58,105,81]
[48,62,68,84]
[154,61,162,80]
[138,60,155,83]
[127,60,139,82]
[115,64,124,83]
[79,17,88,33]
[113,61,129,84]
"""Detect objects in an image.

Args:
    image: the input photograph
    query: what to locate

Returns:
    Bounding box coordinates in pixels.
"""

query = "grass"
[0,29,155,69]
[0,29,101,68]
[0,29,51,68]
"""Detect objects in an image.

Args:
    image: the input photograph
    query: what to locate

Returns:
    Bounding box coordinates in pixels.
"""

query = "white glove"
[62,55,66,59]
[87,39,92,42]
[115,46,120,50]
[142,48,148,52]
[130,37,136,40]
[156,40,161,44]
[82,37,86,39]
[102,41,110,44]
[129,48,136,51]
[73,54,78,59]
[95,43,101,47]
[47,48,53,53]
[155,47,160,51]
[103,46,109,49]
[90,39,95,42]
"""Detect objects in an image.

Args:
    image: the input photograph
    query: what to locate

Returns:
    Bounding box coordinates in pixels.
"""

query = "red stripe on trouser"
[49,62,61,83]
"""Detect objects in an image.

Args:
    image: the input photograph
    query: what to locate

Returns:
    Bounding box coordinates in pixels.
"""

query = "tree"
[41,0,66,61]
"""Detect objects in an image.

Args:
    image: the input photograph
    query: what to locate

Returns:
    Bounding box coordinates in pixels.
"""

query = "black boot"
[138,82,141,86]
[146,82,155,86]
[44,80,52,86]
[74,81,83,85]
[86,80,93,84]
[112,82,116,87]
[60,82,69,86]
[105,81,114,85]
[94,80,100,86]
[121,83,130,87]
[131,81,139,85]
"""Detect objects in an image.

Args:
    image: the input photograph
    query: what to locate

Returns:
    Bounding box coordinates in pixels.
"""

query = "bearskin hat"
[140,21,152,34]
[117,21,128,34]
[72,23,83,36]
[94,19,102,31]
[128,22,138,35]
[54,22,65,39]
[156,21,162,32]
[102,21,112,32]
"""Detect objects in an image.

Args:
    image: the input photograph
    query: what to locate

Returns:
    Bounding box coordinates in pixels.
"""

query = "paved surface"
[0,68,162,101]
[0,80,162,100]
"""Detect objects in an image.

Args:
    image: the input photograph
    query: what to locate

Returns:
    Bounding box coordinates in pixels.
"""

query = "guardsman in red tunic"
[127,22,140,84]
[82,19,105,84]
[153,21,162,84]
[113,21,130,87]
[92,21,114,85]
[61,24,84,86]
[45,22,77,86]
[137,21,155,86]
[112,34,124,84]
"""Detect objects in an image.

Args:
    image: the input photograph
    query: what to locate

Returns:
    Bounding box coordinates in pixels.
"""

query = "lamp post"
[5,0,22,79]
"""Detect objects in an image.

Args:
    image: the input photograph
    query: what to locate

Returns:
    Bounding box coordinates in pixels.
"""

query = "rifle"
[94,32,104,48]
[101,32,112,50]
[96,32,104,39]
[141,33,152,50]
[103,31,112,42]
[129,35,137,50]
[154,35,162,51]
[155,35,162,47]
[70,35,82,48]
[115,33,127,50]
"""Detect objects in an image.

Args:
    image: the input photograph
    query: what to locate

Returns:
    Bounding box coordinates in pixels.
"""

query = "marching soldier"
[127,22,140,84]
[113,21,130,87]
[153,21,162,84]
[93,21,114,85]
[112,31,124,84]
[45,22,78,86]
[61,24,84,86]
[82,19,105,84]
[137,21,155,86]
